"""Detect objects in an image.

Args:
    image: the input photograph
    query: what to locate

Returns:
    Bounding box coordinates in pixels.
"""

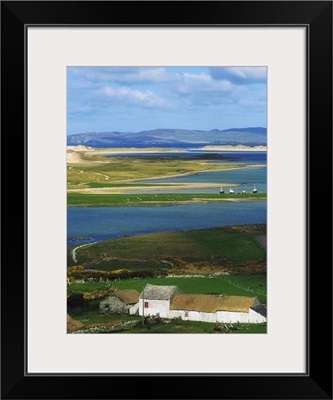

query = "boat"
[219,186,225,194]
[252,183,258,193]
[229,187,234,194]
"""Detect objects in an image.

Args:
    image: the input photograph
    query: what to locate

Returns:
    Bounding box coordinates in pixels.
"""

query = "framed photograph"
[1,1,332,399]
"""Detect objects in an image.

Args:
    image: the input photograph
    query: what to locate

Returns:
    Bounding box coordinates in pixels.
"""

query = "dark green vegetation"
[67,192,266,206]
[67,225,266,274]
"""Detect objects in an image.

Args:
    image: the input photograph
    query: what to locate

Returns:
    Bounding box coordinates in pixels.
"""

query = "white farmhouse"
[139,284,181,318]
[139,284,266,324]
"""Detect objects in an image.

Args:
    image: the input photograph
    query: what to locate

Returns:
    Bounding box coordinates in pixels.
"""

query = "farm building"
[139,283,181,317]
[100,289,140,315]
[139,284,266,324]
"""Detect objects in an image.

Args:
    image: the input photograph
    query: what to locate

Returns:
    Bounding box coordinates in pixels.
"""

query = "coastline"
[67,145,266,165]
[67,164,266,194]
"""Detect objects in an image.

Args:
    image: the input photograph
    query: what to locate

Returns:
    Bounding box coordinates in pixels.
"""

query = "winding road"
[72,242,97,263]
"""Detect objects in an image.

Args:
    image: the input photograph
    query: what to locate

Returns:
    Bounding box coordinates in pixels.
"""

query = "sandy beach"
[67,146,187,164]
[89,147,187,155]
[201,145,266,151]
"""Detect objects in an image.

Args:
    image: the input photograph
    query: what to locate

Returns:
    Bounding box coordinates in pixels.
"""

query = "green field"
[67,192,266,207]
[68,274,267,304]
[67,157,245,189]
[68,225,266,272]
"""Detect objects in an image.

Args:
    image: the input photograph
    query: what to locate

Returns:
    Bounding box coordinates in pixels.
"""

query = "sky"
[67,66,267,135]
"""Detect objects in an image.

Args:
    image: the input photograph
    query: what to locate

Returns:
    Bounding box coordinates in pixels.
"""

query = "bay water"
[67,151,266,246]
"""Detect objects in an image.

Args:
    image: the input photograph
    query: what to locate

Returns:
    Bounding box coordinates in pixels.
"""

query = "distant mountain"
[67,127,266,148]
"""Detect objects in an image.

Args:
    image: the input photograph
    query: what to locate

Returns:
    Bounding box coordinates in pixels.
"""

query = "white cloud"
[178,72,233,92]
[67,67,267,132]
[99,86,168,107]
[70,67,173,85]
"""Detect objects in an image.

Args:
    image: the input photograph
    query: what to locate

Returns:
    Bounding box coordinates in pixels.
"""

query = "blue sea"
[105,150,266,165]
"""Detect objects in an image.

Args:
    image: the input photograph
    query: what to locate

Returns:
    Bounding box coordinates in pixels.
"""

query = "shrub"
[67,267,157,282]
[67,292,84,307]
[164,256,187,267]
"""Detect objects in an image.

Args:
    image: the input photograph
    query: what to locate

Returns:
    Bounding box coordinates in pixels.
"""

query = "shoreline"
[67,198,267,207]
[67,146,266,164]
[67,164,266,194]
[67,194,267,207]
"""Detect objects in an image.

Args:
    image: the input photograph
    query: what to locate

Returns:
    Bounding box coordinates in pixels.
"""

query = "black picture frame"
[1,1,332,399]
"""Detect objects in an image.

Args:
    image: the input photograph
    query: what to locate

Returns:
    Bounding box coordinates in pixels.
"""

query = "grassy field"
[67,157,245,189]
[68,225,266,272]
[68,274,267,304]
[67,192,266,206]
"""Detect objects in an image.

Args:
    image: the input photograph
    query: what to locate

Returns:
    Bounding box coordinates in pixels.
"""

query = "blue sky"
[67,66,267,135]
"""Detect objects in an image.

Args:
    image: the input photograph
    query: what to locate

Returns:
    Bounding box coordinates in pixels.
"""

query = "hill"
[68,225,266,274]
[67,127,267,148]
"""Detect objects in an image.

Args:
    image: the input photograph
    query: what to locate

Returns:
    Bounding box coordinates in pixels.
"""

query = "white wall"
[138,299,170,317]
[216,309,263,323]
[139,299,266,323]
[129,303,139,315]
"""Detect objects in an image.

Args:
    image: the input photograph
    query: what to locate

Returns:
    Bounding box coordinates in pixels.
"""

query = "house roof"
[140,284,181,300]
[114,289,140,304]
[170,294,256,313]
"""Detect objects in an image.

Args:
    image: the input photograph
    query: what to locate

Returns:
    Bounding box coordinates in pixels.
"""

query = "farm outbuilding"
[139,284,266,324]
[100,289,140,315]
